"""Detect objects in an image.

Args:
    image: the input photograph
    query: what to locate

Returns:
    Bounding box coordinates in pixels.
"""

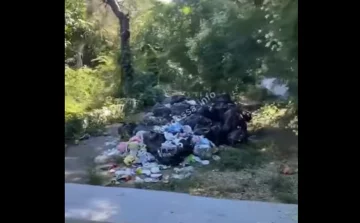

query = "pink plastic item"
[117,142,128,153]
[129,136,142,143]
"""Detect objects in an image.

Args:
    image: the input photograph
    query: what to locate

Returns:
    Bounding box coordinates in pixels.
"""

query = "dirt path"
[65,124,122,184]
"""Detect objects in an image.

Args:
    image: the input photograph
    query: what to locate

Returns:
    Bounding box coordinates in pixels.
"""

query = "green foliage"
[65,54,123,140]
[65,112,85,140]
[250,101,298,136]
[268,174,298,204]
[87,168,105,185]
[138,86,166,107]
[65,100,126,140]
[132,0,297,97]
[216,147,265,171]
[64,0,298,139]
[65,0,92,59]
[65,0,118,65]
[251,104,288,129]
[65,66,105,111]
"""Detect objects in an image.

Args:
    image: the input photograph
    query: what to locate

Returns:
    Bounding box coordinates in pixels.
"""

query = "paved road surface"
[65,183,298,223]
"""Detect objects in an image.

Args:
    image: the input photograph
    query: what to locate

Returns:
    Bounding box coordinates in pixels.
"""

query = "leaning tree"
[103,0,134,95]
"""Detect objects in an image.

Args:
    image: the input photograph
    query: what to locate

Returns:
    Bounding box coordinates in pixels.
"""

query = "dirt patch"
[65,124,122,184]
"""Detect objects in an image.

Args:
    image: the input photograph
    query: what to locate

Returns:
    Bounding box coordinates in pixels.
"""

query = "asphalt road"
[65,183,298,223]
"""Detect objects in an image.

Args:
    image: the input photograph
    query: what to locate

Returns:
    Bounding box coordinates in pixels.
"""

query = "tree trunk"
[74,43,85,69]
[105,0,134,95]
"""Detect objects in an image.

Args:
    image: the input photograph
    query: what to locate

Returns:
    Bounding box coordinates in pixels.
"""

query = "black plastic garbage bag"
[204,122,222,146]
[171,102,191,116]
[237,110,252,142]
[213,93,233,104]
[197,105,216,120]
[193,116,213,135]
[117,123,137,138]
[156,137,194,166]
[227,128,247,146]
[180,114,212,129]
[142,115,169,126]
[241,110,252,122]
[132,124,154,135]
[222,107,242,133]
[211,102,235,122]
[143,131,166,155]
[152,103,172,118]
[170,95,187,104]
[193,125,211,136]
[222,107,252,144]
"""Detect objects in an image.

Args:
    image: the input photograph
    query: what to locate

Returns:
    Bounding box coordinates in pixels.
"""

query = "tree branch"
[104,0,125,20]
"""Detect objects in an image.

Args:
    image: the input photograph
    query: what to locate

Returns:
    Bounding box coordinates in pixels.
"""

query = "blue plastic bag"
[193,136,214,158]
[165,122,183,134]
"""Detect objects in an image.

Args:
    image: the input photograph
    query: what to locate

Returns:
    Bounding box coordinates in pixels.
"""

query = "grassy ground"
[134,139,297,204]
[87,104,298,204]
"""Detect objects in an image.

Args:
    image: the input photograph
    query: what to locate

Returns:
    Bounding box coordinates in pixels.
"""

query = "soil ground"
[65,108,298,204]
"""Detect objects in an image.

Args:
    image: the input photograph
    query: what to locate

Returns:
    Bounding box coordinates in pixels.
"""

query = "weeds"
[87,168,105,185]
[268,174,297,204]
[135,178,200,193]
[215,148,264,171]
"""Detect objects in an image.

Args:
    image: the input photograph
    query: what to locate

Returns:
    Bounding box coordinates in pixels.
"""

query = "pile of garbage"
[94,93,251,184]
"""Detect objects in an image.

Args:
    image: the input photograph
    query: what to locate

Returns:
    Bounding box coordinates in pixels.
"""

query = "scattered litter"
[280,164,295,175]
[162,175,170,183]
[165,122,183,134]
[97,163,118,171]
[91,93,253,185]
[201,160,210,165]
[124,155,136,166]
[151,166,160,173]
[117,142,128,153]
[117,175,132,182]
[137,168,151,176]
[185,100,197,106]
[79,133,90,141]
[129,135,142,143]
[174,166,194,174]
[114,168,133,177]
[159,165,170,170]
[212,155,221,161]
[144,178,160,183]
[137,148,155,164]
[164,132,176,141]
[105,140,118,147]
[135,176,144,183]
[193,136,215,158]
[182,125,193,134]
[171,173,192,180]
[150,173,162,179]
[141,162,156,168]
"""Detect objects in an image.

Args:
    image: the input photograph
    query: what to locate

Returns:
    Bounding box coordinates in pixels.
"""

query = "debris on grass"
[83,99,298,204]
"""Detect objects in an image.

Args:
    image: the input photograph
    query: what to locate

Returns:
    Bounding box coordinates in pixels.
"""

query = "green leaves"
[181,6,192,15]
